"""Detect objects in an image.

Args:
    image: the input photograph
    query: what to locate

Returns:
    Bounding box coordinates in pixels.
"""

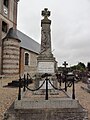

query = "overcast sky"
[17,0,90,67]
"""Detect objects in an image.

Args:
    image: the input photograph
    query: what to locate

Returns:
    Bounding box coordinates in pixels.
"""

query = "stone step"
[5,100,88,120]
[14,98,79,109]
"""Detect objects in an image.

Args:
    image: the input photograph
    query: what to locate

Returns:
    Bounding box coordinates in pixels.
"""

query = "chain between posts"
[25,80,45,91]
[18,73,75,100]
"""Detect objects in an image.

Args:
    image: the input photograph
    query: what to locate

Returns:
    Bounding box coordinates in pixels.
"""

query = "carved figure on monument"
[41,28,51,53]
[40,8,52,55]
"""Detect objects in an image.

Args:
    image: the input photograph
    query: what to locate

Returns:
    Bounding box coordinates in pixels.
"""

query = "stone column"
[41,8,51,56]
[37,8,56,73]
[0,19,2,74]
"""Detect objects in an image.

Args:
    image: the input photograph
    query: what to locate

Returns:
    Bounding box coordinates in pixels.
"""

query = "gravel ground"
[0,79,90,120]
[0,78,18,120]
[75,82,90,120]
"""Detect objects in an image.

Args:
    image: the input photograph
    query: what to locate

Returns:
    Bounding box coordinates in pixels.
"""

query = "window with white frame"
[25,52,30,66]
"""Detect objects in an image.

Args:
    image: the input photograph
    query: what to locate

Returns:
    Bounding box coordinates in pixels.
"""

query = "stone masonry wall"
[20,48,38,76]
[2,38,20,76]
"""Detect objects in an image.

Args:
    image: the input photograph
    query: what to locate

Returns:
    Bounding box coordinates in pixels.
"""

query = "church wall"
[0,18,2,74]
[20,48,38,77]
[0,0,2,13]
[0,47,1,74]
[0,0,17,27]
[0,0,18,75]
[13,0,17,28]
[0,0,39,77]
[2,38,20,77]
[9,0,14,22]
[0,15,14,74]
[19,48,24,76]
[0,0,3,14]
[9,0,17,27]
[0,14,14,31]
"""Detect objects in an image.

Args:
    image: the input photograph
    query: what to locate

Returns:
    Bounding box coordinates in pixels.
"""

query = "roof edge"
[3,28,21,42]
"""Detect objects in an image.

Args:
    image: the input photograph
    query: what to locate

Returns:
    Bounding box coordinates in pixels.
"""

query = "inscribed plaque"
[38,62,54,73]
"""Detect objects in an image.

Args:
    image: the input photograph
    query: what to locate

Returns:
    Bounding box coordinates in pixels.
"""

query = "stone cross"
[42,8,50,18]
[63,61,68,68]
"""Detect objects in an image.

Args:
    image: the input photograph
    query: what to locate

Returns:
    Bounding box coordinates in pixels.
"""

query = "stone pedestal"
[34,73,58,95]
[4,98,88,120]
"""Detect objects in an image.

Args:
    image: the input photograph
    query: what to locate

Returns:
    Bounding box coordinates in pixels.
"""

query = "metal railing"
[18,73,75,100]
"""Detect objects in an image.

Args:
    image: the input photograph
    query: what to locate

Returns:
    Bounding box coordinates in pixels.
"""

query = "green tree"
[71,65,77,70]
[76,62,86,71]
[70,62,86,72]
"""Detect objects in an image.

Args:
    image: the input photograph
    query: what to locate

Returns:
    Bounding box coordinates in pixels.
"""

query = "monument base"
[34,75,59,95]
[14,98,79,109]
[4,98,88,120]
[33,89,59,95]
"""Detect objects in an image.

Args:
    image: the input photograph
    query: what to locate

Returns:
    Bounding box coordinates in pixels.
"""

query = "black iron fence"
[18,73,75,100]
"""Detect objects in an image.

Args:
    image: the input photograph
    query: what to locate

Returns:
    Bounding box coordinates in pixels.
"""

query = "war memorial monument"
[4,8,88,120]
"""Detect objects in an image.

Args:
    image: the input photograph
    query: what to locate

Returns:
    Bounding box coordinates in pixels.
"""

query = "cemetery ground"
[0,78,90,120]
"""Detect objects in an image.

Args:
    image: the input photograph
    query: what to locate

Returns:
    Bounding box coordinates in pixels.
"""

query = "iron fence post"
[72,77,75,99]
[59,78,61,87]
[65,74,67,91]
[18,77,21,100]
[23,74,26,92]
[45,77,48,100]
[27,73,29,86]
